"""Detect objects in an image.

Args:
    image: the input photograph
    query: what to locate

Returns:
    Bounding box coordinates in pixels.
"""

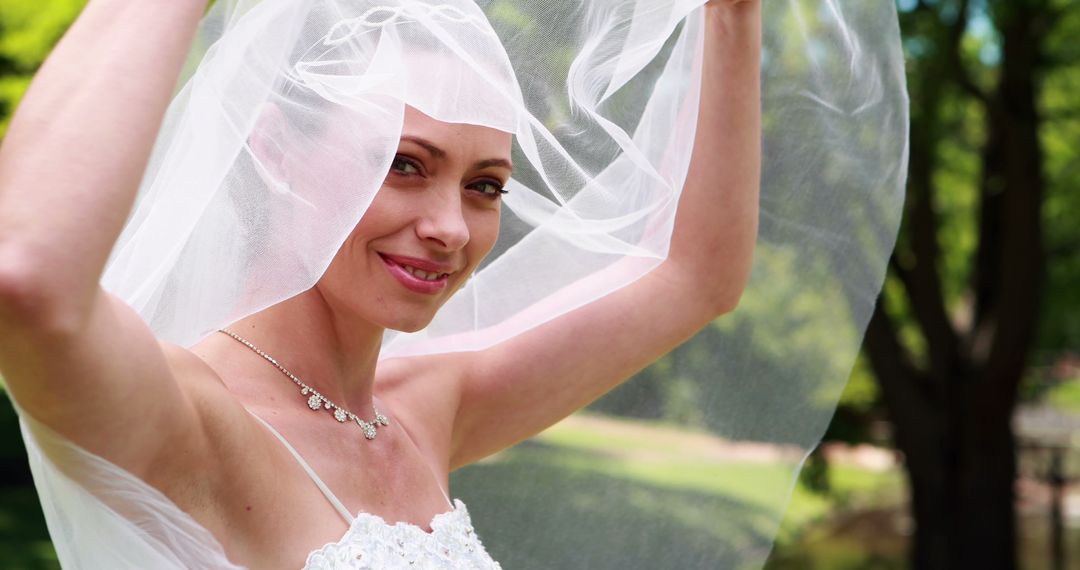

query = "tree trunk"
[903,400,1017,569]
[865,1,1049,566]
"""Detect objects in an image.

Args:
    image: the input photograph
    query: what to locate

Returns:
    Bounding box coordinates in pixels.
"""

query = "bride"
[0,0,908,568]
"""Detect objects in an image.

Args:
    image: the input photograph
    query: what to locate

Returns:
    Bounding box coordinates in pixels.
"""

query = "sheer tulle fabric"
[14,401,241,569]
[12,0,908,568]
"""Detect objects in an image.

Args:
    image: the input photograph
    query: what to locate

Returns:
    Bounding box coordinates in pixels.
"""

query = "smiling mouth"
[378,253,454,294]
[399,264,448,282]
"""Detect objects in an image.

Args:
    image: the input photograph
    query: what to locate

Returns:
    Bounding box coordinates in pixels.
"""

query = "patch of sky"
[897,0,917,13]
[895,0,1001,66]
[968,0,1002,66]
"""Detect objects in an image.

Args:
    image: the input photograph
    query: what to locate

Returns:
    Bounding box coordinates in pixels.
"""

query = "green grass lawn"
[1046,379,1080,413]
[451,413,901,570]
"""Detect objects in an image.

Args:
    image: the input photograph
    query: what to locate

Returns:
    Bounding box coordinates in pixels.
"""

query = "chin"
[376,283,468,334]
[375,306,439,334]
[387,320,432,334]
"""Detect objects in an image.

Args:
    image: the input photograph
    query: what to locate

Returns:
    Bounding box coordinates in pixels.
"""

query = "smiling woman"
[0,0,907,568]
[266,107,514,336]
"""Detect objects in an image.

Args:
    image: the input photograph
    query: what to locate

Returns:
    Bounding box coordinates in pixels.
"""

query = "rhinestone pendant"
[356,418,377,440]
[218,330,389,443]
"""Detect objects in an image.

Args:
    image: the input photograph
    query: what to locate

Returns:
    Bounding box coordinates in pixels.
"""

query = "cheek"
[467,209,501,262]
[348,187,407,240]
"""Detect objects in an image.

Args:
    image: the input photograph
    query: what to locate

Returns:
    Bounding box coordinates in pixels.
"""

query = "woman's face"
[315,106,513,332]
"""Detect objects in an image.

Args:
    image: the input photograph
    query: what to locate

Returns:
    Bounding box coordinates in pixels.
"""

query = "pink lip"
[378,253,452,295]
[380,254,456,274]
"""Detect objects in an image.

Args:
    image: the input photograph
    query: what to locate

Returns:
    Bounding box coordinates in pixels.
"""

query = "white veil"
[11,0,908,568]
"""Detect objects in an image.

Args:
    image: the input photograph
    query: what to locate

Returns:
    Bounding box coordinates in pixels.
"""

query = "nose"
[415,185,470,252]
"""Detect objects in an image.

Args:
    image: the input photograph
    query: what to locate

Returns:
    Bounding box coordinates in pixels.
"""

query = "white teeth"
[403,265,444,281]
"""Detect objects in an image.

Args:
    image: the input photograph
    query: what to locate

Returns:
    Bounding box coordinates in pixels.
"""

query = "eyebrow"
[401,135,513,172]
[402,136,447,159]
[474,158,514,171]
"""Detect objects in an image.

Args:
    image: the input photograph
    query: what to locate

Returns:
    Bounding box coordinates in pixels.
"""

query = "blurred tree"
[864,0,1080,568]
[0,0,85,134]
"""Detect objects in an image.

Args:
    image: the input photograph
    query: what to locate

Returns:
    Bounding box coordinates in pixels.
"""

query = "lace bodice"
[246,411,501,569]
[304,499,501,569]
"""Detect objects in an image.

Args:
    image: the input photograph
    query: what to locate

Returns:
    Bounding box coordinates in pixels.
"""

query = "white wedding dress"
[248,413,502,570]
[302,500,498,570]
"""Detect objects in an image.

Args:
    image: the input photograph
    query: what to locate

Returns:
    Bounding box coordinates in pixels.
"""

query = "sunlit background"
[1,0,1078,568]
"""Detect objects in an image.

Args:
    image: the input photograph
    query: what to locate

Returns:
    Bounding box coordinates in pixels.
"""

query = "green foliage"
[838,355,881,412]
[798,448,831,495]
[0,0,83,69]
[889,0,1080,390]
[1045,379,1080,413]
[1039,4,1080,350]
[0,75,28,133]
[0,0,84,135]
[0,487,57,570]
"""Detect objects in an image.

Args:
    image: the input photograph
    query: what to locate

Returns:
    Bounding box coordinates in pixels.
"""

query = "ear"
[248,102,292,190]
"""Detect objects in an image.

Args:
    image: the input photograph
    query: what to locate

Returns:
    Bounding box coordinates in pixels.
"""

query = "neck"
[217,286,385,415]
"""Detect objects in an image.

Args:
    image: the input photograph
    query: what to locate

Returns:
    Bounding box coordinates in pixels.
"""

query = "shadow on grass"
[452,441,781,570]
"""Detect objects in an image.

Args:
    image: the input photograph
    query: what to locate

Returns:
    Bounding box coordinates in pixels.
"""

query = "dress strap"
[432,473,454,510]
[245,410,354,525]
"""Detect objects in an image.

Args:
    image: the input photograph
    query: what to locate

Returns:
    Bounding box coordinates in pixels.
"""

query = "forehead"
[401,106,512,160]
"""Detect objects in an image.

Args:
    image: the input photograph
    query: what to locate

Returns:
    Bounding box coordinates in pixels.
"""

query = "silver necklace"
[218,329,390,440]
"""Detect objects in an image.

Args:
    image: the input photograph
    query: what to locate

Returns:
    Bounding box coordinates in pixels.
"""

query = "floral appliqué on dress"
[304,499,502,569]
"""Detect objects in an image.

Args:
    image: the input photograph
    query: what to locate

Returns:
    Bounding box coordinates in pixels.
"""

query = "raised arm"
[400,1,762,468]
[0,0,214,474]
[662,0,761,311]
